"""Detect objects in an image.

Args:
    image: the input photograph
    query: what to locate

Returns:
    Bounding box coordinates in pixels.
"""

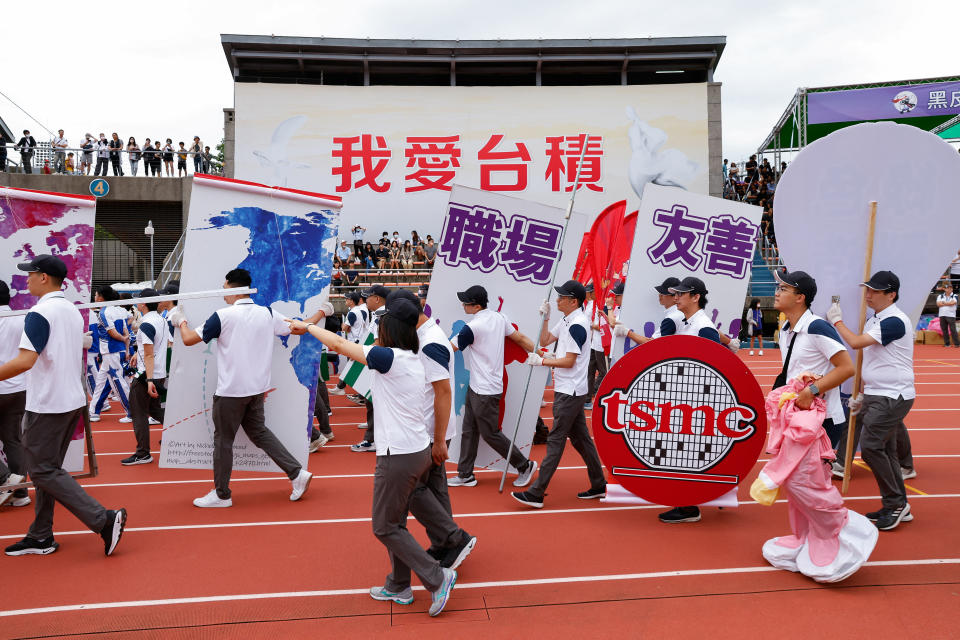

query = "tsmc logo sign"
[593,335,766,506]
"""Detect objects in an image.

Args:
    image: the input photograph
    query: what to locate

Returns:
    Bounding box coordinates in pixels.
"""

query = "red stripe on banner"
[611,467,740,484]
[193,174,343,205]
[0,186,97,203]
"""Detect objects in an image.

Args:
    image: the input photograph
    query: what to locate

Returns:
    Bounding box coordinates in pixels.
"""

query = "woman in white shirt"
[287,298,457,617]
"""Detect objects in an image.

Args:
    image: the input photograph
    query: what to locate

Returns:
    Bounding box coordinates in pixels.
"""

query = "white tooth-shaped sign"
[773,122,960,329]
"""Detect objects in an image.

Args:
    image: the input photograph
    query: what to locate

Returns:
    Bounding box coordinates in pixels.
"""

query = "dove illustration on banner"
[252,115,311,186]
[626,106,700,196]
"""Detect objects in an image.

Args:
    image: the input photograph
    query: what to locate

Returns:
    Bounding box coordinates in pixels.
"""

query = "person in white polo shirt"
[170,268,312,508]
[288,297,457,617]
[448,285,537,488]
[121,288,169,466]
[0,255,126,557]
[828,271,916,531]
[330,291,368,398]
[772,270,854,450]
[512,280,606,509]
[351,285,390,452]
[0,280,30,508]
[611,276,684,345]
[582,283,608,408]
[936,282,958,348]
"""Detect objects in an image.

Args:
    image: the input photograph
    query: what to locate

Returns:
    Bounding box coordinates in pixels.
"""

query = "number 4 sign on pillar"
[89,178,110,198]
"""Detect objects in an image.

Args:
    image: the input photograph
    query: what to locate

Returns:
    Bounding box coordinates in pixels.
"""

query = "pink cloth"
[762,381,846,567]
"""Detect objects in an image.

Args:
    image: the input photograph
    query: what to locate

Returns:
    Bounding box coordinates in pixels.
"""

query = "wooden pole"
[841,201,877,494]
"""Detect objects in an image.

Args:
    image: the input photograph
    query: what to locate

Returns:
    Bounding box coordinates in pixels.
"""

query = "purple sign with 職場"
[808,81,960,125]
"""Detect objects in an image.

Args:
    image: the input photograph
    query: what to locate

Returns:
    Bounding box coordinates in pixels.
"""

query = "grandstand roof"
[220,35,725,86]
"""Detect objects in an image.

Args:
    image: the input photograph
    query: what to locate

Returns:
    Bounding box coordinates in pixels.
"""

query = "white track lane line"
[3,493,958,541]
[1,557,957,618]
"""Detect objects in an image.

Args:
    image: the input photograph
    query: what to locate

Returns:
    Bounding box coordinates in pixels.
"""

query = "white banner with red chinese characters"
[611,184,762,359]
[234,83,708,235]
[424,185,587,472]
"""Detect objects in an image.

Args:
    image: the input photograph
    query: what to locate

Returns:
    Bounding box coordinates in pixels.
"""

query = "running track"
[1,345,958,639]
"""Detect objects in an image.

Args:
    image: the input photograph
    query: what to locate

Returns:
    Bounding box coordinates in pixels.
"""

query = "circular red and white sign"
[593,335,767,507]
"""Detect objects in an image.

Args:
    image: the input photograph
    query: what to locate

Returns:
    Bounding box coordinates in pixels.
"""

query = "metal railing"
[0,142,222,176]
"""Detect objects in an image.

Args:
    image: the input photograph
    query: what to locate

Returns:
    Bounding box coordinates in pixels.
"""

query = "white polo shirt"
[364,344,431,455]
[938,293,957,318]
[676,309,722,343]
[417,320,458,442]
[455,308,515,396]
[0,307,27,394]
[19,292,86,413]
[345,303,368,342]
[584,300,605,351]
[196,298,290,397]
[778,309,847,424]
[549,307,591,396]
[137,310,170,380]
[863,304,915,400]
[655,305,686,338]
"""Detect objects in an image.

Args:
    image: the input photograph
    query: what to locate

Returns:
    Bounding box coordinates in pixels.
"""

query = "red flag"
[590,200,627,306]
[609,211,638,284]
[573,231,592,283]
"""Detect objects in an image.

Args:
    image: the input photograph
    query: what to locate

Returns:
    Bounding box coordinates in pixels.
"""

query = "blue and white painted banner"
[425,185,587,472]
[611,183,762,360]
[160,175,341,472]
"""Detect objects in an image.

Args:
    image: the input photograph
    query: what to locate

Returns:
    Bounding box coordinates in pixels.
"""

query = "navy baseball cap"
[554,280,586,304]
[774,269,817,303]
[362,284,391,300]
[380,298,420,326]
[386,288,421,309]
[654,277,682,295]
[862,270,900,293]
[669,276,708,297]
[457,285,488,306]
[17,254,67,280]
[137,287,159,299]
[345,291,362,304]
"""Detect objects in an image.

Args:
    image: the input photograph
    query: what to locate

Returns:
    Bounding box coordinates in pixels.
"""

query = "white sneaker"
[89,414,101,422]
[149,417,161,425]
[0,474,25,507]
[309,434,327,453]
[329,387,346,396]
[513,460,538,487]
[749,350,755,356]
[118,416,132,424]
[102,402,112,411]
[830,461,845,479]
[193,489,232,508]
[901,467,917,480]
[290,470,313,501]
[11,496,31,507]
[759,350,764,356]
[448,474,477,487]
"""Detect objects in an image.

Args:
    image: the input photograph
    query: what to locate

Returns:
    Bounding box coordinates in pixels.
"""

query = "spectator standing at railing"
[151,139,164,177]
[190,137,203,173]
[202,146,213,173]
[141,140,155,176]
[177,142,188,176]
[52,130,68,174]
[80,135,94,175]
[94,134,110,176]
[16,130,36,174]
[65,153,75,174]
[127,138,141,176]
[109,133,124,176]
[162,139,174,177]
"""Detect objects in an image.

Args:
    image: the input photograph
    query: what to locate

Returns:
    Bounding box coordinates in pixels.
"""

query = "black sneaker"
[101,508,127,556]
[866,507,914,523]
[444,534,478,570]
[577,487,606,499]
[120,453,153,466]
[511,490,544,509]
[426,546,445,562]
[876,503,912,531]
[5,537,59,556]
[658,506,701,523]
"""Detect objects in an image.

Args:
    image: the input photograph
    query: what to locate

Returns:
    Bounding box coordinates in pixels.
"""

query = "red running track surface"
[1,345,958,638]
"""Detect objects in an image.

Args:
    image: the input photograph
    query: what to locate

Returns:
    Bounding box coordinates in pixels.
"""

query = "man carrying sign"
[612,276,684,345]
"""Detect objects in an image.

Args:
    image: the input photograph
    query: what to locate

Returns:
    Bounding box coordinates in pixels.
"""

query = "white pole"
[0,287,258,318]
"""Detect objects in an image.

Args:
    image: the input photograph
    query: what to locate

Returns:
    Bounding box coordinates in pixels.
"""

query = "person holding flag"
[511,280,607,508]
[827,271,916,531]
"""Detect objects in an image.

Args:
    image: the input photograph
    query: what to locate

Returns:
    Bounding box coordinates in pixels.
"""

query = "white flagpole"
[0,287,258,318]
[498,135,590,493]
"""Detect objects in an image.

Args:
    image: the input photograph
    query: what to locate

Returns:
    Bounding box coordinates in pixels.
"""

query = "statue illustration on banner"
[160,175,341,472]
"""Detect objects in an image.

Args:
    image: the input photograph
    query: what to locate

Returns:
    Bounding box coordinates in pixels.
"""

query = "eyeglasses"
[775,285,795,293]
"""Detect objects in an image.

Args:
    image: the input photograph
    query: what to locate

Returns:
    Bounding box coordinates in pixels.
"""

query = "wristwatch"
[808,383,820,397]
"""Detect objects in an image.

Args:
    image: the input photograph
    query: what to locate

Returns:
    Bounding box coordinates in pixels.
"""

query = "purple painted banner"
[808,81,960,125]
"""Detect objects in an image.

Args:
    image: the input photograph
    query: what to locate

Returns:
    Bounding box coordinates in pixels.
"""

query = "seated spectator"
[345,257,361,286]
[376,243,391,270]
[332,259,345,288]
[410,230,421,247]
[400,240,414,269]
[336,240,352,263]
[388,240,401,269]
[379,232,390,246]
[423,236,438,268]
[414,244,427,263]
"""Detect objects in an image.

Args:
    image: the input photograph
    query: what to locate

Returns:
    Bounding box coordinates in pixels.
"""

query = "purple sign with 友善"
[808,81,960,125]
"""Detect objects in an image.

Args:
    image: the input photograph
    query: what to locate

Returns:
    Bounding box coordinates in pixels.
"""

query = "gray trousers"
[363,398,375,443]
[835,406,913,471]
[374,446,444,592]
[456,388,528,478]
[859,395,914,510]
[312,381,332,437]
[0,391,28,498]
[130,377,164,457]
[409,440,465,552]
[22,408,107,540]
[588,349,607,399]
[530,392,606,498]
[212,394,301,500]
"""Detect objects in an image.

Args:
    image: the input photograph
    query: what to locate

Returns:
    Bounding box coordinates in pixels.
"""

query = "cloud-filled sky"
[4,0,959,163]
